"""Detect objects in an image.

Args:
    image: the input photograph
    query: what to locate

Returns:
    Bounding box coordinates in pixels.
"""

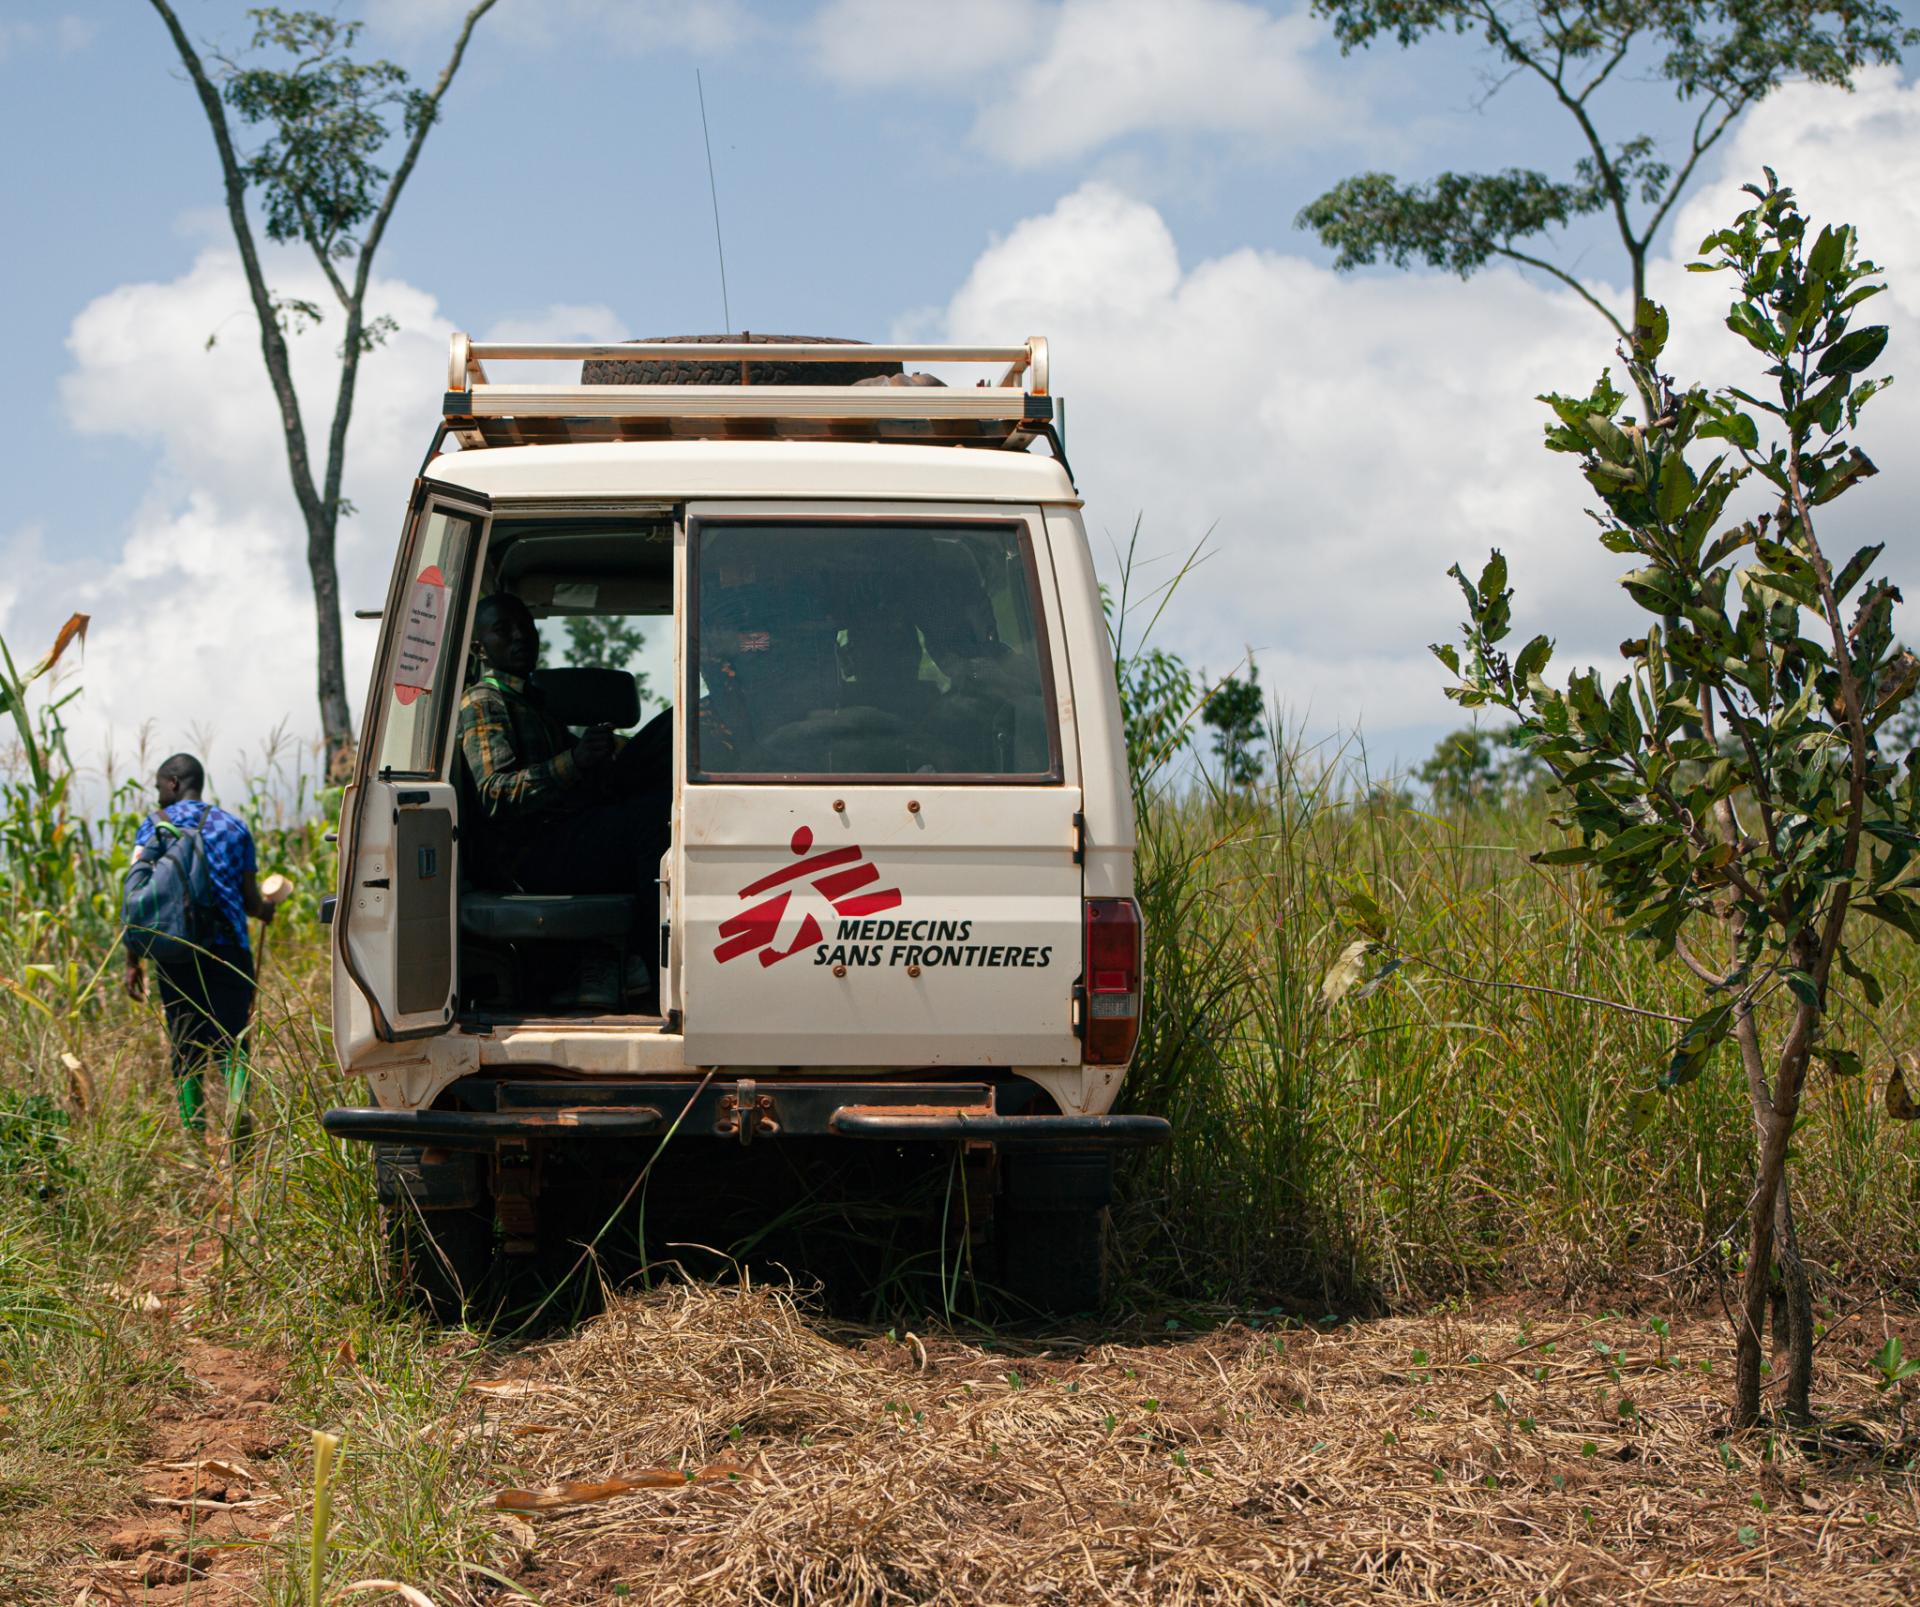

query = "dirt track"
[62,1271,1920,1605]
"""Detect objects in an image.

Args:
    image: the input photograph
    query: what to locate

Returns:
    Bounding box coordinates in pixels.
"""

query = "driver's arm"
[459,682,582,818]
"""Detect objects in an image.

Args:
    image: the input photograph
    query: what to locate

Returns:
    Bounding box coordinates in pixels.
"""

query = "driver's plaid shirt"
[458,672,582,818]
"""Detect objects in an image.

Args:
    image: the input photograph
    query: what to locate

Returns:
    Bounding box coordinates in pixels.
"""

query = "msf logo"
[714,825,902,967]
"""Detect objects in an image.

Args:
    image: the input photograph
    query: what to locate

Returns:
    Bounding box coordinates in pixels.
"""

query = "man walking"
[123,753,276,1134]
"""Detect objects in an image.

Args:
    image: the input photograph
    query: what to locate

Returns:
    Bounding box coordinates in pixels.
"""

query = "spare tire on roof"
[583,333,901,388]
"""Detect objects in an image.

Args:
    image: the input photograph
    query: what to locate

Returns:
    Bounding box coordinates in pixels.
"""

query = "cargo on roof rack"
[440,334,1061,459]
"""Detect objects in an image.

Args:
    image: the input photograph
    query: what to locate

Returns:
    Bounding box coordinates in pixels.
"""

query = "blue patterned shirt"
[133,800,257,955]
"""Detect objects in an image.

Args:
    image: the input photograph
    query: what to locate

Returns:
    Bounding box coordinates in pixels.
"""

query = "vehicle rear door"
[676,503,1083,1068]
[333,483,489,1063]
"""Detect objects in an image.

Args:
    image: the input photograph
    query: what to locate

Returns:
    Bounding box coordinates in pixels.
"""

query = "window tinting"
[694,523,1056,778]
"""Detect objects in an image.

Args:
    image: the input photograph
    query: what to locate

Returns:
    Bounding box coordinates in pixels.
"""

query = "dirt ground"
[58,1263,1920,1606]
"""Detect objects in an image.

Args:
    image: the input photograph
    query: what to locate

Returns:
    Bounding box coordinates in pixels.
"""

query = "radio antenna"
[696,69,733,334]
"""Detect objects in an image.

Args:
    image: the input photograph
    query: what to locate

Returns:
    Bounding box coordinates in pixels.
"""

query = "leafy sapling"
[1455,175,1911,1426]
[1361,173,1915,1430]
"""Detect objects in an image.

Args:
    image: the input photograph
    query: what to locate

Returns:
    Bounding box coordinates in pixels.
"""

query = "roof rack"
[441,335,1061,461]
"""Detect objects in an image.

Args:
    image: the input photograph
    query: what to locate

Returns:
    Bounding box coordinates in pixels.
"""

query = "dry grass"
[412,1281,1920,1605]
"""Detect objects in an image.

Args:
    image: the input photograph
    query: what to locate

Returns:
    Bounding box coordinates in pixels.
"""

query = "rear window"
[691,521,1059,780]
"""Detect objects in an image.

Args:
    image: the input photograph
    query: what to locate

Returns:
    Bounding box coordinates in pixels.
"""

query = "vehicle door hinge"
[1072,810,1088,865]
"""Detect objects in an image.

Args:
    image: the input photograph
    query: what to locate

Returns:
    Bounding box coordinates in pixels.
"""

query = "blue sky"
[4,0,1919,792]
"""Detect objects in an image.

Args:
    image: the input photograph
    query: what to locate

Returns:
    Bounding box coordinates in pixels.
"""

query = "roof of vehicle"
[435,334,1077,498]
[428,439,1080,507]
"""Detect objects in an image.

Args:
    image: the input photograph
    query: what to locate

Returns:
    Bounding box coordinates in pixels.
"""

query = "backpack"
[122,812,220,965]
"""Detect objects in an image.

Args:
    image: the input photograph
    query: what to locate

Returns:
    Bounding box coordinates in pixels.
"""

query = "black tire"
[998,1150,1114,1316]
[582,332,900,388]
[385,1202,496,1323]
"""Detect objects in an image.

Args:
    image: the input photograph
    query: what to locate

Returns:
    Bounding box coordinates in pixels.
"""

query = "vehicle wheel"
[372,1141,495,1320]
[998,1149,1114,1316]
[385,1203,496,1322]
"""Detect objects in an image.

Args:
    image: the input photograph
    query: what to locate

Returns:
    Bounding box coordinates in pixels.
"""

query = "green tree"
[1419,724,1549,807]
[1298,3,1911,343]
[541,615,655,712]
[147,2,499,774]
[1417,726,1500,808]
[1203,664,1267,790]
[1416,176,1910,1428]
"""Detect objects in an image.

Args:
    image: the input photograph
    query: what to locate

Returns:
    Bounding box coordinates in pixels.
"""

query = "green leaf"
[1809,448,1878,507]
[1863,898,1920,942]
[1656,453,1693,524]
[1663,1003,1732,1090]
[1817,324,1888,376]
[1807,224,1845,282]
[1621,567,1683,614]
[1839,945,1885,1010]
[1578,411,1632,463]
[1339,886,1388,941]
[1621,1089,1662,1136]
[1832,542,1884,602]
[1815,1046,1864,1079]
[1478,551,1508,607]
[1870,1337,1920,1387]
[1513,634,1552,688]
[1698,410,1760,451]
[1431,642,1461,675]
[1782,969,1820,1010]
[1632,297,1669,362]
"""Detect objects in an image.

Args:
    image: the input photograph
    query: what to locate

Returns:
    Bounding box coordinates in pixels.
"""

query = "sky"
[3,0,1919,799]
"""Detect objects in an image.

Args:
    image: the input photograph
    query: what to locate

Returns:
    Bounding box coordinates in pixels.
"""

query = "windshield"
[691,521,1058,780]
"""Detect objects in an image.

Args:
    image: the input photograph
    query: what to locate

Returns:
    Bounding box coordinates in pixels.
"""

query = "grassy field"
[5,686,1920,1598]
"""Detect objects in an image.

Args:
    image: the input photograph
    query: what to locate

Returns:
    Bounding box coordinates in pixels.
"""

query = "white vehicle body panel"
[334,439,1134,1117]
[426,440,1079,507]
[677,496,1084,1069]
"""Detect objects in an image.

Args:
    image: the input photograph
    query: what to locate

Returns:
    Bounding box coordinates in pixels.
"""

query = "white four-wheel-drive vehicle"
[321,333,1165,1313]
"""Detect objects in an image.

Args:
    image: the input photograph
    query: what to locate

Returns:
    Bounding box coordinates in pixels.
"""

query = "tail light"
[1082,898,1142,1065]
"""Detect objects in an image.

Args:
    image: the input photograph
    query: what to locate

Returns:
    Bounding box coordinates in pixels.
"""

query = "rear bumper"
[322,1079,1170,1153]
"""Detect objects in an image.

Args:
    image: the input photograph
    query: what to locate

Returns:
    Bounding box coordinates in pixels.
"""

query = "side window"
[691,522,1059,780]
[374,509,476,776]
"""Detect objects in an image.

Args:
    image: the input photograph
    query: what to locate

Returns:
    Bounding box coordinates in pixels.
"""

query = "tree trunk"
[1773,1168,1815,1426]
[1735,1103,1796,1427]
[306,506,354,779]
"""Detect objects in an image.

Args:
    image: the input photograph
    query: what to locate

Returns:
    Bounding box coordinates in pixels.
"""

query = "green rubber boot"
[222,1046,254,1151]
[176,1072,207,1134]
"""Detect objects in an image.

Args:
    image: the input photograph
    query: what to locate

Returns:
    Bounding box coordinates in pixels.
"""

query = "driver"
[458,594,667,894]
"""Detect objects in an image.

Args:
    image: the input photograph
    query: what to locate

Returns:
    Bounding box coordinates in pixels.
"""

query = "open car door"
[333,483,489,1064]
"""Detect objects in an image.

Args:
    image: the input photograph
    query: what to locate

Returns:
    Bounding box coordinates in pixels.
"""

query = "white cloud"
[808,0,1040,84]
[365,0,750,55]
[0,14,95,62]
[20,257,671,799]
[924,68,1920,751]
[810,0,1350,168]
[477,303,632,389]
[0,246,461,797]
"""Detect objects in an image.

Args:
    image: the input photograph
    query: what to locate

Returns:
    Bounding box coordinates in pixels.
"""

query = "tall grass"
[2,616,1920,1592]
[1120,733,1920,1308]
